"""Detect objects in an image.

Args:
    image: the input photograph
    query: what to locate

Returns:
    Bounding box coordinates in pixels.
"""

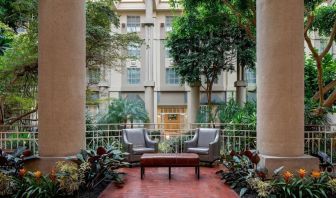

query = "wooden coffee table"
[140,153,200,179]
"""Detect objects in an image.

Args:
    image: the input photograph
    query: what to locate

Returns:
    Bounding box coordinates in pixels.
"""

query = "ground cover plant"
[0,146,128,198]
[218,150,336,198]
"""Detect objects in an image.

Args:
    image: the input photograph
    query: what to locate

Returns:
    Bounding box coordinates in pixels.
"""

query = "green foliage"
[99,98,149,124]
[272,171,331,198]
[304,97,331,125]
[75,145,128,190]
[305,53,336,98]
[312,4,336,37]
[158,135,190,153]
[86,0,142,70]
[166,0,238,107]
[0,0,38,31]
[217,150,262,197]
[0,22,14,55]
[218,99,256,127]
[14,172,58,198]
[0,0,142,125]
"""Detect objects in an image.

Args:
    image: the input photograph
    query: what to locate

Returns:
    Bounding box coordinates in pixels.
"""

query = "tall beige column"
[235,64,247,107]
[257,0,318,172]
[187,85,200,125]
[38,0,86,159]
[144,0,155,123]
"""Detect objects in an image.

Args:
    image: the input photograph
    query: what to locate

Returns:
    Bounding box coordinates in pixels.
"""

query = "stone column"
[187,85,200,125]
[144,0,155,124]
[37,0,85,169]
[235,64,247,107]
[257,0,318,172]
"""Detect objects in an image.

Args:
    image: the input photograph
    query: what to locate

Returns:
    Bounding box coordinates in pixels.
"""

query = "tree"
[98,98,149,127]
[166,0,237,109]
[0,0,142,125]
[304,1,336,109]
[220,0,336,109]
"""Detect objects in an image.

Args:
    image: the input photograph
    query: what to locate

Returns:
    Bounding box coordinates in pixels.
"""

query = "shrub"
[55,161,80,196]
[272,169,331,198]
[75,146,128,190]
[14,170,58,198]
[216,149,263,197]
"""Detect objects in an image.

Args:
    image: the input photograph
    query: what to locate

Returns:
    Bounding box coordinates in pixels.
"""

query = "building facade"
[86,0,256,128]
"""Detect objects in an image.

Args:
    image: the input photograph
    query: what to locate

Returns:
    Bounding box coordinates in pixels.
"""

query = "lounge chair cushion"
[133,147,156,154]
[187,147,209,155]
[197,129,217,147]
[126,129,146,147]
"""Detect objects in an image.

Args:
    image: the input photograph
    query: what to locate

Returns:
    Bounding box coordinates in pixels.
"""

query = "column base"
[24,157,78,173]
[257,154,319,176]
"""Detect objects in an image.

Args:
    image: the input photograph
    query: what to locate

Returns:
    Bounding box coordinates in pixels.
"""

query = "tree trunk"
[206,82,213,125]
[0,100,4,125]
[316,58,324,108]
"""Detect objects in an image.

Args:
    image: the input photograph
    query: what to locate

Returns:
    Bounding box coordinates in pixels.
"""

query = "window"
[127,16,140,32]
[166,68,180,84]
[245,68,256,84]
[127,44,140,59]
[88,68,100,84]
[320,39,328,53]
[127,68,141,84]
[165,46,171,58]
[165,16,174,32]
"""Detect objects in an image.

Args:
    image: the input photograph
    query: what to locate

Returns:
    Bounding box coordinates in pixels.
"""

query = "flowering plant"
[272,169,331,198]
[75,145,128,190]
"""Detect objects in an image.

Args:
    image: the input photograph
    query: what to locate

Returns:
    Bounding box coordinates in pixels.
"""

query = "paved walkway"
[99,165,239,198]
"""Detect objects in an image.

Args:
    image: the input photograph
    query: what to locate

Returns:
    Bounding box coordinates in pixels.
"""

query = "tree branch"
[7,107,38,125]
[320,21,336,58]
[304,15,319,60]
[313,79,336,100]
[323,89,336,107]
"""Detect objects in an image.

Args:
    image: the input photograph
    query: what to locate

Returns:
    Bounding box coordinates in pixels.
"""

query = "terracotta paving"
[99,165,239,198]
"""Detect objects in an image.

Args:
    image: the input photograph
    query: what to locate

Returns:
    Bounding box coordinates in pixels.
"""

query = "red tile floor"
[99,165,239,198]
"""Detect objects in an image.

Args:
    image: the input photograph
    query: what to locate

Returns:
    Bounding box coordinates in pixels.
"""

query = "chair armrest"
[122,130,134,152]
[145,132,158,151]
[184,130,198,152]
[209,131,220,158]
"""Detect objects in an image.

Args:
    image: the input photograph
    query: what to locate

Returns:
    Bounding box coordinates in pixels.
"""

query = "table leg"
[169,166,171,179]
[141,166,144,180]
[197,166,200,179]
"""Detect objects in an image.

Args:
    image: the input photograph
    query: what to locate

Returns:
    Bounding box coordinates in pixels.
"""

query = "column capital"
[234,80,247,87]
[144,81,155,87]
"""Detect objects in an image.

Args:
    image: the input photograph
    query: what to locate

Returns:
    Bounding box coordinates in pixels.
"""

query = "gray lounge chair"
[184,128,220,164]
[122,128,158,163]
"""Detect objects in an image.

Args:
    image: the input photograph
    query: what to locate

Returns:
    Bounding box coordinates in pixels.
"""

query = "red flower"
[251,153,260,165]
[22,149,32,157]
[96,147,107,156]
[19,168,27,177]
[243,150,253,159]
[229,150,236,157]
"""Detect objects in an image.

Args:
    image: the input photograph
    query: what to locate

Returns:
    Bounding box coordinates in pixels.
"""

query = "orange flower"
[311,170,321,179]
[297,168,306,178]
[34,170,42,179]
[283,171,293,183]
[19,168,27,177]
